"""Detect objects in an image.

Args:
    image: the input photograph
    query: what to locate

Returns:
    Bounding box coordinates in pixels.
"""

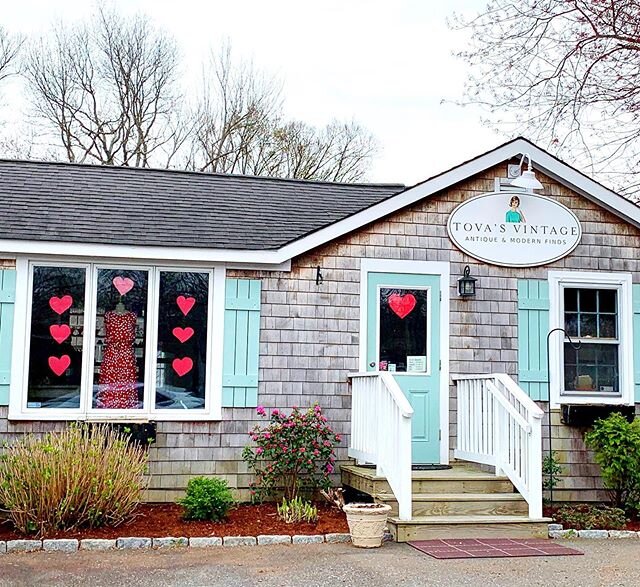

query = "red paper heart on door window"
[176,295,196,316]
[50,324,71,344]
[172,326,194,343]
[48,355,71,376]
[49,295,73,315]
[172,357,193,377]
[113,276,134,296]
[388,293,417,319]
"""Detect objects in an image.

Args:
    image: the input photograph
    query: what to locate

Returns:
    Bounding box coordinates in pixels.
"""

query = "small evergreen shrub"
[0,424,147,536]
[178,476,235,521]
[584,412,640,512]
[553,504,627,531]
[242,404,341,501]
[277,496,318,524]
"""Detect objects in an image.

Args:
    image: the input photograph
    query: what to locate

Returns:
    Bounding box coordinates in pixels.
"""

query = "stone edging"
[0,533,351,554]
[548,523,640,539]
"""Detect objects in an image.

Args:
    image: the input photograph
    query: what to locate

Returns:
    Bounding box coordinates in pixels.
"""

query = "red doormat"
[408,538,583,559]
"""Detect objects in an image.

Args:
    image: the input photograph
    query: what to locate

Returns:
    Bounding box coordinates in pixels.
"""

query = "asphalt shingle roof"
[0,160,404,250]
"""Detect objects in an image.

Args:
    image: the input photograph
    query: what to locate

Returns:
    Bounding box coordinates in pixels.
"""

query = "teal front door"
[366,272,441,464]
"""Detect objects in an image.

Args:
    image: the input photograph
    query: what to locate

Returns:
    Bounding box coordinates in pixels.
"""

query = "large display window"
[19,262,215,418]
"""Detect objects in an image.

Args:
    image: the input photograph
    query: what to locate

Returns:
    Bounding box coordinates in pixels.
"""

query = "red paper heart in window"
[50,324,71,344]
[49,295,73,315]
[172,326,194,343]
[176,295,196,316]
[48,355,71,376]
[113,276,134,296]
[172,357,193,377]
[388,293,417,319]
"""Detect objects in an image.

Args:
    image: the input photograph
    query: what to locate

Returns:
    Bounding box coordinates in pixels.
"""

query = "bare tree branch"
[23,9,185,167]
[452,0,640,197]
[188,46,376,181]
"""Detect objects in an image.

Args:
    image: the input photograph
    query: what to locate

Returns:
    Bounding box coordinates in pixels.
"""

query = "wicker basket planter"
[343,503,392,548]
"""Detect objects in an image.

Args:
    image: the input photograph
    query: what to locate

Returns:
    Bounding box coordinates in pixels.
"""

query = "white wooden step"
[388,515,551,542]
[376,492,529,517]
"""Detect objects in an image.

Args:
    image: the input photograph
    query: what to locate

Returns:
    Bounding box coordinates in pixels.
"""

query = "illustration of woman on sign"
[505,195,526,223]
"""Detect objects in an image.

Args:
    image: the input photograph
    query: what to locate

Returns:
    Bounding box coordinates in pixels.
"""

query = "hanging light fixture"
[510,152,543,191]
[457,265,477,297]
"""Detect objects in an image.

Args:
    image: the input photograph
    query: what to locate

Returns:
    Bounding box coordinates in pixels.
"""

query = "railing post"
[397,413,413,521]
[528,414,543,519]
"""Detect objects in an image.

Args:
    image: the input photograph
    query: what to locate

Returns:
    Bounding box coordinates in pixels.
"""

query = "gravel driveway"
[2,540,639,587]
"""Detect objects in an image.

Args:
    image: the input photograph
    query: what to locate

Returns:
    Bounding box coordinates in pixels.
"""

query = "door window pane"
[155,271,209,409]
[93,269,149,409]
[27,266,86,409]
[379,288,428,372]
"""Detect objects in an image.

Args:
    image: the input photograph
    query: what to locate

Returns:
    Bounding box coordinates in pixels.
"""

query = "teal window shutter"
[517,279,549,400]
[633,284,640,402]
[222,279,261,408]
[0,269,16,406]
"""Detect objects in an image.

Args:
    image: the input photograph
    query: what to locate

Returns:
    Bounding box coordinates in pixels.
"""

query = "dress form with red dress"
[96,310,139,409]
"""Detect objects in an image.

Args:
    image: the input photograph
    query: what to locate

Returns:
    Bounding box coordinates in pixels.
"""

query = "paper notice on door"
[407,355,427,372]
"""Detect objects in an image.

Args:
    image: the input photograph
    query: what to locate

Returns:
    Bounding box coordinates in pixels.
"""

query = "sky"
[0,0,498,186]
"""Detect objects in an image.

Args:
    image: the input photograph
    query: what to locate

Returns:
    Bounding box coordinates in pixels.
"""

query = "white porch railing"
[453,373,544,519]
[348,372,413,520]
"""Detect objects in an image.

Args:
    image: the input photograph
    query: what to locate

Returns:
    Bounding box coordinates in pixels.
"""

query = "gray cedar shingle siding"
[0,160,403,250]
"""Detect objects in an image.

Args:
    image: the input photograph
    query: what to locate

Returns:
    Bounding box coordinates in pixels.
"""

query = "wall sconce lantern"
[458,265,477,297]
[315,266,324,286]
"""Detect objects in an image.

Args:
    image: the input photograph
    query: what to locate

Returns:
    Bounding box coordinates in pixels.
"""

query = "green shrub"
[553,504,627,530]
[0,424,147,537]
[178,476,235,521]
[584,412,640,512]
[242,404,340,502]
[277,496,318,524]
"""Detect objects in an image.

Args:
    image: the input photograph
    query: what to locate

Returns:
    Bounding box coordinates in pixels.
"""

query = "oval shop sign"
[447,192,582,267]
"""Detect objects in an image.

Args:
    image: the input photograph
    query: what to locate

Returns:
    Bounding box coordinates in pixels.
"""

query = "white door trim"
[358,258,451,464]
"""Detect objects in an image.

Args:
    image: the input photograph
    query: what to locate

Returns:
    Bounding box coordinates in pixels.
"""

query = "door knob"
[369,361,375,368]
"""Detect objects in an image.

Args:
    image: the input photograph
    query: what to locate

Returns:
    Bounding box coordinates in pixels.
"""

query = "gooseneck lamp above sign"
[510,153,543,191]
[457,265,477,297]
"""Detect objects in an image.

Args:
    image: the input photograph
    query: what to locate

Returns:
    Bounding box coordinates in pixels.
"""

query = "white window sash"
[548,270,634,408]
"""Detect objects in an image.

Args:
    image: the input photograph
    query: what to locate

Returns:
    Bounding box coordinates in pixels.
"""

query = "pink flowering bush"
[242,405,341,501]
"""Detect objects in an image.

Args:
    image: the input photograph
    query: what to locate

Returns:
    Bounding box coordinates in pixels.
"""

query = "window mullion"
[81,263,98,417]
[146,267,160,417]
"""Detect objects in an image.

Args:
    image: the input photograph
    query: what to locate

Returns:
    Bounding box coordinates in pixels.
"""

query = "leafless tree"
[188,48,376,181]
[453,0,640,195]
[0,26,22,82]
[23,9,187,167]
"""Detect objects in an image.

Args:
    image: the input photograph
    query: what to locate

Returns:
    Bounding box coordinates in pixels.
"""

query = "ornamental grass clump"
[0,424,148,537]
[277,496,318,524]
[242,404,341,502]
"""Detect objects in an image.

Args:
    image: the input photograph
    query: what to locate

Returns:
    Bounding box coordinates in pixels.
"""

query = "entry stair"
[341,461,550,542]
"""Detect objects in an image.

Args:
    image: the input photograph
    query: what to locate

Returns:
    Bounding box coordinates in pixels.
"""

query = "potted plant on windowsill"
[343,502,392,548]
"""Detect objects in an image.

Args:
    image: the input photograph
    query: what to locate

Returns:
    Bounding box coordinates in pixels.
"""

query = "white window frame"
[9,256,225,421]
[548,270,633,408]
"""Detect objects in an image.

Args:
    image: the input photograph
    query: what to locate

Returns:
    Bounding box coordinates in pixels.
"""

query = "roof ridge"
[0,157,405,189]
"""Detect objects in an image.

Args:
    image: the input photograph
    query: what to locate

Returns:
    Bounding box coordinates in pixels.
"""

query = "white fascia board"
[521,143,640,229]
[0,239,289,270]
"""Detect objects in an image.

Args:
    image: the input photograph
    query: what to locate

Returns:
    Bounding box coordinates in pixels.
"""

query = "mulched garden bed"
[0,503,348,541]
[544,505,640,532]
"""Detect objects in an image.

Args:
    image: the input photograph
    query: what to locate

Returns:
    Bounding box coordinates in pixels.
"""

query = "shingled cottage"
[0,137,638,540]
